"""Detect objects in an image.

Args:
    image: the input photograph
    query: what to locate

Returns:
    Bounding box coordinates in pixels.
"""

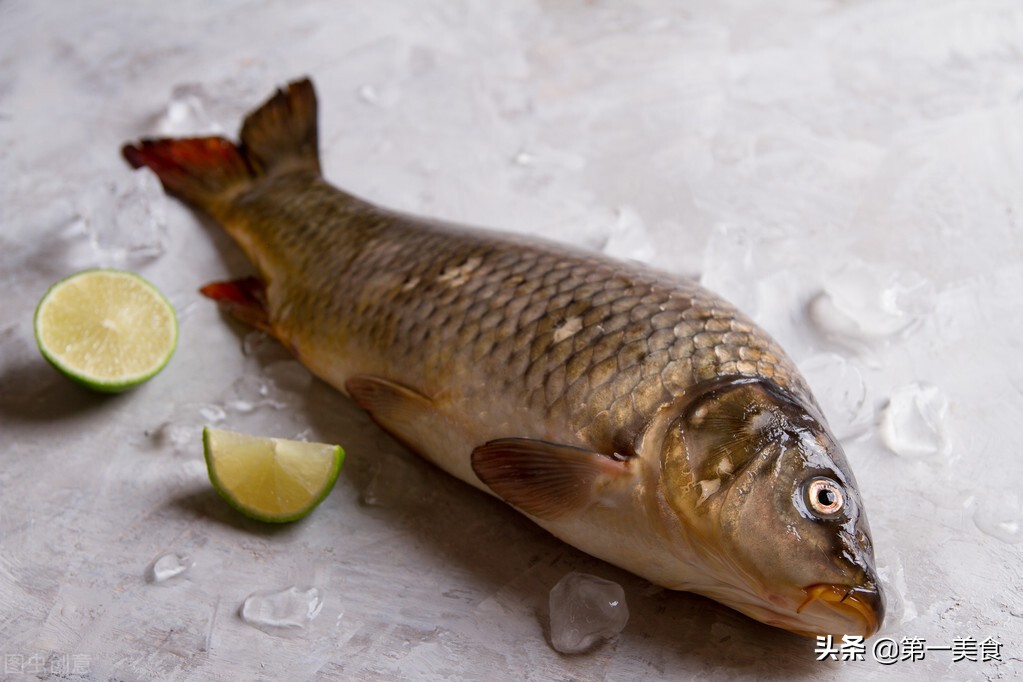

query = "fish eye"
[805,477,844,517]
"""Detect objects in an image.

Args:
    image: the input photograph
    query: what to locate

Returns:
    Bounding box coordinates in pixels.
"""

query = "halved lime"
[34,269,178,392]
[203,427,344,523]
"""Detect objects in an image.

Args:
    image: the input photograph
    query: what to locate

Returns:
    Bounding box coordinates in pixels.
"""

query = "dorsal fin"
[239,78,321,176]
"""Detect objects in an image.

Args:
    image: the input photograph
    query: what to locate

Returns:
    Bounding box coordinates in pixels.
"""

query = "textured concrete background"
[2,1,1021,679]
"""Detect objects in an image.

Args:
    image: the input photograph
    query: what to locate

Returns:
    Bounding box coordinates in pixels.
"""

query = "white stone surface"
[2,1,1022,679]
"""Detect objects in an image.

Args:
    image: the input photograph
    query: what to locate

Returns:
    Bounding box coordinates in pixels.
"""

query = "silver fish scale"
[235,177,812,457]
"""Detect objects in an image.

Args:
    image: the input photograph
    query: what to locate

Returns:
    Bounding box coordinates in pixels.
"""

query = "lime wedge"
[33,269,178,392]
[203,427,344,523]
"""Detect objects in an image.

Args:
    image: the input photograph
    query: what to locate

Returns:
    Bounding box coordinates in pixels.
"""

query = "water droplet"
[514,151,534,166]
[879,382,950,458]
[974,494,1023,544]
[239,586,324,632]
[146,552,193,583]
[548,572,629,654]
[357,84,378,104]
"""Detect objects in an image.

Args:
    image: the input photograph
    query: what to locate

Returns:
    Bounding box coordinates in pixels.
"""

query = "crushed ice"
[548,572,629,654]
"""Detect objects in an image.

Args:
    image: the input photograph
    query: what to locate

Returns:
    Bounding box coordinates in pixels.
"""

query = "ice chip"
[358,453,429,508]
[265,360,313,393]
[239,586,324,632]
[156,83,224,136]
[151,421,198,452]
[800,353,869,439]
[548,572,629,654]
[226,374,285,412]
[875,553,918,628]
[146,552,193,583]
[197,403,226,424]
[879,382,950,459]
[242,330,270,357]
[601,206,655,264]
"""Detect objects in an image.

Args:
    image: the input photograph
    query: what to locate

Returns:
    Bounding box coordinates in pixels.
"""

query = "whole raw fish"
[123,78,884,637]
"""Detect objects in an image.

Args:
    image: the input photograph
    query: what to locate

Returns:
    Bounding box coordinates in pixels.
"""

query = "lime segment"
[203,427,344,523]
[34,269,177,392]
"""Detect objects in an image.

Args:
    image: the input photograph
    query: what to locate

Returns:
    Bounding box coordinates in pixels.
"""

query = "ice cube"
[548,572,629,654]
[809,261,935,348]
[239,586,324,632]
[225,374,285,412]
[78,171,169,266]
[879,382,950,459]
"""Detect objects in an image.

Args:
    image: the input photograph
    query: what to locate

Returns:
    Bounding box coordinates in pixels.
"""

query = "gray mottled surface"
[2,1,1021,680]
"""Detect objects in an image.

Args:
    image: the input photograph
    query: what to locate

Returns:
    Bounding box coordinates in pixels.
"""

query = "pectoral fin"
[471,438,630,520]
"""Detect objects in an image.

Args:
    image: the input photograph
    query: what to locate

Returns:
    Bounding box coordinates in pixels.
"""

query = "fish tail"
[121,78,320,212]
[121,136,251,210]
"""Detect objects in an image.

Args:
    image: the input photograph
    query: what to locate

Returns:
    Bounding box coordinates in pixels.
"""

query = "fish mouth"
[793,583,884,638]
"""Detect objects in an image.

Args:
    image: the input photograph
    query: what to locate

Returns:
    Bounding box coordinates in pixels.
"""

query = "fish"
[123,78,884,638]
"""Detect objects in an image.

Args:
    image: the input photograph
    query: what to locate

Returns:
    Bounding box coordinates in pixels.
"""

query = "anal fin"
[471,438,630,520]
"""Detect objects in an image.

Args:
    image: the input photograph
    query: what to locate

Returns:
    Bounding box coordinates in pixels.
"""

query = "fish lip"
[796,583,885,638]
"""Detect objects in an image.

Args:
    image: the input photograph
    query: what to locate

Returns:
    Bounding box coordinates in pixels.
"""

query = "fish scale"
[229,169,811,455]
[123,77,884,638]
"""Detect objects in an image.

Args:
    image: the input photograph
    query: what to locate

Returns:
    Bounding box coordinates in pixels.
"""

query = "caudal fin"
[121,78,320,212]
[122,137,250,209]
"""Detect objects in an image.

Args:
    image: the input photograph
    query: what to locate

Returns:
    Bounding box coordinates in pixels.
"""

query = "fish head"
[660,377,884,638]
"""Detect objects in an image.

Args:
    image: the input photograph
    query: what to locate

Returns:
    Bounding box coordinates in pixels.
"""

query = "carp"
[123,78,884,638]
